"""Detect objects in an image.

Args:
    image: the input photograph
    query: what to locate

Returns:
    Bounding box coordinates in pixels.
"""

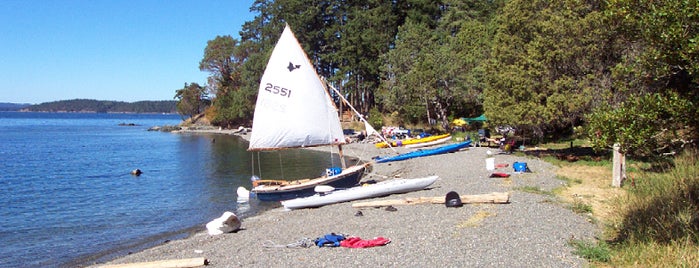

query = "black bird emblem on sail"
[287,62,301,72]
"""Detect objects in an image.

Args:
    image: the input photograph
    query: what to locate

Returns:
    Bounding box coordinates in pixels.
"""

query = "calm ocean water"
[0,112,340,267]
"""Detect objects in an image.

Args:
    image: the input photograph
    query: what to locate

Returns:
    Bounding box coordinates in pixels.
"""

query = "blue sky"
[0,0,255,104]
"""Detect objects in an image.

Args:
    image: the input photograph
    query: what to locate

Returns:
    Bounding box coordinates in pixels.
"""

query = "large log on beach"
[351,192,510,208]
[96,257,208,268]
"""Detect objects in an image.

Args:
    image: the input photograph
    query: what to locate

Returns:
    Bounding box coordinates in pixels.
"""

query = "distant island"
[13,99,177,114]
[0,102,32,111]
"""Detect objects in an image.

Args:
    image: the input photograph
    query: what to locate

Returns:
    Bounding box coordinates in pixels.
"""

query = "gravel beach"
[90,132,598,267]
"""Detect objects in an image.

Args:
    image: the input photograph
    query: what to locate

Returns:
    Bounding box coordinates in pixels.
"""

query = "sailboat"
[246,25,370,202]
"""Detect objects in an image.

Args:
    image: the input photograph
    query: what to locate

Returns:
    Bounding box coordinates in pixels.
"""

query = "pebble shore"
[90,132,597,267]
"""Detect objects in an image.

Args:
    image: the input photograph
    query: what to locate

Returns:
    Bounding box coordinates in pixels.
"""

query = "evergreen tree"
[379,20,434,125]
[174,82,208,120]
[199,35,250,127]
[484,0,612,140]
[587,0,699,157]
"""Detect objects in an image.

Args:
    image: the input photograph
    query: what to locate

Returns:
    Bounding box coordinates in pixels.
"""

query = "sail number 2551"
[264,83,292,98]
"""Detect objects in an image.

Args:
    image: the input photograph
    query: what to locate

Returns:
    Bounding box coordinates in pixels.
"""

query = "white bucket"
[486,157,495,171]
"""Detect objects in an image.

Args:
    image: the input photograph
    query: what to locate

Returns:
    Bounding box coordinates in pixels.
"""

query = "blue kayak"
[374,140,472,163]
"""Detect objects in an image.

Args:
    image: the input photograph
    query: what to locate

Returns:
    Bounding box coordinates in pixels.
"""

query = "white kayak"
[404,136,452,148]
[281,175,439,210]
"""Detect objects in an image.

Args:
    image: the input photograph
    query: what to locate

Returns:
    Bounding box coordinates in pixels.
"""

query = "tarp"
[463,114,487,123]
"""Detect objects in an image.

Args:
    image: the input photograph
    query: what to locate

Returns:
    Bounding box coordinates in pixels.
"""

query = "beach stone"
[206,211,241,235]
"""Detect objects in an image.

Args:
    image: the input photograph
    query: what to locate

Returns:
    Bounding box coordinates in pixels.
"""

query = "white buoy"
[314,185,335,194]
[236,187,250,203]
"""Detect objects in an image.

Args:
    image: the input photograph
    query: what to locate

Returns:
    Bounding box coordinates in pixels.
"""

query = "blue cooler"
[513,162,528,172]
[325,167,342,176]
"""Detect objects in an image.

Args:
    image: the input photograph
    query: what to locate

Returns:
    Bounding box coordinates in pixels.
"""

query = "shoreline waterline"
[75,127,352,267]
[88,128,599,267]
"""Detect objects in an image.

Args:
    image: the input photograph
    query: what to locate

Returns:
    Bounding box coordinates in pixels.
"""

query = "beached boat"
[245,25,370,202]
[281,175,439,210]
[374,140,472,163]
[375,133,452,148]
[404,135,453,149]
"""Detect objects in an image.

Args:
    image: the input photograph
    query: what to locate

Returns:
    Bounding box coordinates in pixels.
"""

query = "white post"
[612,143,625,187]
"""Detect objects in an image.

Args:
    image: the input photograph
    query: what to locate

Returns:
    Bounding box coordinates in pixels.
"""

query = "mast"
[338,144,346,168]
[326,83,396,153]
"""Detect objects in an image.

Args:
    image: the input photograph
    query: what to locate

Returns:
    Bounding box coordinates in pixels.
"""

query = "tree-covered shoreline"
[180,0,697,159]
[21,99,177,114]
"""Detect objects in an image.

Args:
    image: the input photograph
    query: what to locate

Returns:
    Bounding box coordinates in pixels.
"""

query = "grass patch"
[556,174,583,186]
[558,149,698,267]
[569,239,611,263]
[570,201,593,214]
[532,144,698,267]
[515,185,554,196]
[608,239,699,267]
[610,149,699,246]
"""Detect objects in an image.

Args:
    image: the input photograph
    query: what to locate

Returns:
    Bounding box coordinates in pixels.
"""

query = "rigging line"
[328,138,337,167]
[250,153,255,177]
[325,82,397,153]
[321,80,341,169]
[257,152,262,179]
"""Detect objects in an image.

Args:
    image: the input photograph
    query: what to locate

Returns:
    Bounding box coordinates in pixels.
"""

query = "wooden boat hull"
[374,140,472,163]
[251,163,369,201]
[375,133,451,148]
[282,175,439,210]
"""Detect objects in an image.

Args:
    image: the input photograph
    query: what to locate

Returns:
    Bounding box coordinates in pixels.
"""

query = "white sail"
[248,25,345,151]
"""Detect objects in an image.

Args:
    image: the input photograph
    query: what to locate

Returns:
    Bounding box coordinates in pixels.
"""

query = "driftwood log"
[351,192,510,208]
[96,257,208,268]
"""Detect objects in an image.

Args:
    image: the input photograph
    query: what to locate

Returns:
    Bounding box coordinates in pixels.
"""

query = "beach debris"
[96,257,208,268]
[445,191,463,208]
[130,169,142,176]
[206,211,241,235]
[354,211,363,217]
[351,192,511,208]
[385,205,398,212]
[263,237,315,248]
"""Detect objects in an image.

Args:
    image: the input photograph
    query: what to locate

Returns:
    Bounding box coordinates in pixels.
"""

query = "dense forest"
[177,0,698,158]
[23,99,177,114]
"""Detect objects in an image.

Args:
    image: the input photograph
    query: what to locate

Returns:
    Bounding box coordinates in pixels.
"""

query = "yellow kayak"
[375,133,452,148]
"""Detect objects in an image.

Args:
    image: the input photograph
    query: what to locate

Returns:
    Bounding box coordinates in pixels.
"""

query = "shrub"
[614,149,699,244]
